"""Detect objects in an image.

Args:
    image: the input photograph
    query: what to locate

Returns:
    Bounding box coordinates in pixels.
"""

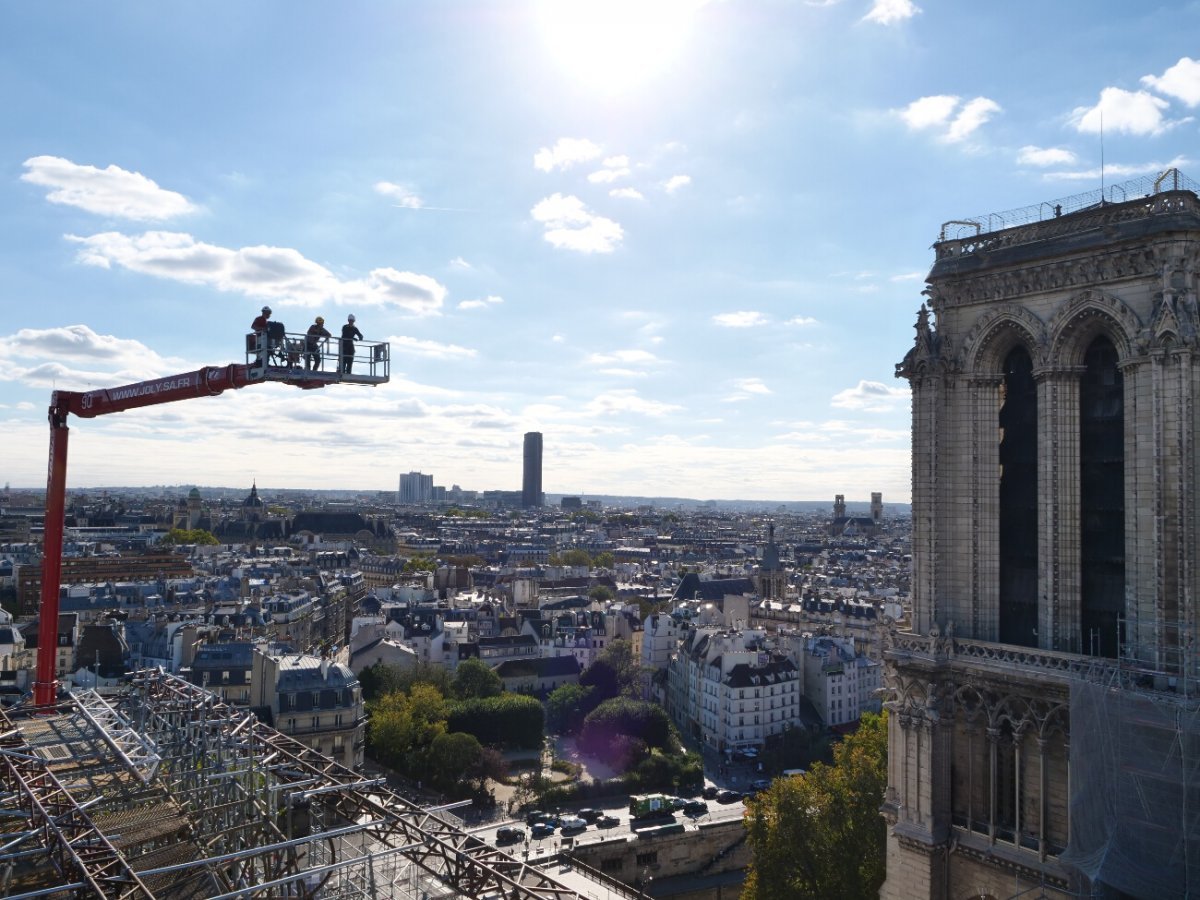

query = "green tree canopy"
[588,584,615,603]
[579,697,672,754]
[451,658,503,700]
[545,682,599,734]
[403,554,437,573]
[549,548,592,567]
[581,638,640,700]
[447,694,544,749]
[743,711,888,900]
[593,551,615,569]
[159,528,219,546]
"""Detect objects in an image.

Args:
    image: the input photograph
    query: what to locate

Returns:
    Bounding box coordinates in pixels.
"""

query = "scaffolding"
[0,670,583,899]
[1061,620,1200,899]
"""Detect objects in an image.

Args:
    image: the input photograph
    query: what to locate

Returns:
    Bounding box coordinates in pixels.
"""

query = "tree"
[588,584,615,603]
[579,697,672,754]
[552,549,592,567]
[451,658,502,700]
[593,551,615,569]
[403,554,437,573]
[545,682,598,734]
[582,638,640,700]
[428,731,484,794]
[448,694,544,749]
[159,528,218,546]
[743,712,888,900]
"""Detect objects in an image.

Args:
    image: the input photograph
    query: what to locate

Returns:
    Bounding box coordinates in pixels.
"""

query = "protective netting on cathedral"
[1063,679,1200,898]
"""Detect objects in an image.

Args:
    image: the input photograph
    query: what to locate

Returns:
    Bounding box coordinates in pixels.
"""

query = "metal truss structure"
[0,670,584,899]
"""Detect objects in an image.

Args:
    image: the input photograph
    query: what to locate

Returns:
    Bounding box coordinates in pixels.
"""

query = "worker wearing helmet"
[305,315,332,371]
[251,305,272,333]
[249,306,274,368]
[340,314,363,374]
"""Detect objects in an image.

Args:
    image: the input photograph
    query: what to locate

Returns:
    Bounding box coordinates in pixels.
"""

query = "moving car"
[597,814,620,828]
[716,789,742,803]
[496,826,525,844]
[558,815,588,833]
[578,808,603,822]
[683,800,709,816]
[530,822,555,839]
[750,779,772,792]
[526,810,550,826]
[702,785,719,799]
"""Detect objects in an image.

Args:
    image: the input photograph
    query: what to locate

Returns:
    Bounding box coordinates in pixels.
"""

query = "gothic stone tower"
[883,176,1200,899]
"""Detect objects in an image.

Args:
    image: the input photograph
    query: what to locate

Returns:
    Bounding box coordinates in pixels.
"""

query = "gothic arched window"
[1080,335,1124,657]
[999,345,1038,647]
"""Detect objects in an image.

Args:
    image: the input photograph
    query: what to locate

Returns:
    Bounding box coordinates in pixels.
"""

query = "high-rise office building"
[398,471,433,505]
[882,173,1200,898]
[522,432,542,508]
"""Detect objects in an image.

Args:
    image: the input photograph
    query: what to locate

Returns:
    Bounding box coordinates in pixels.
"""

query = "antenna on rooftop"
[1100,109,1106,200]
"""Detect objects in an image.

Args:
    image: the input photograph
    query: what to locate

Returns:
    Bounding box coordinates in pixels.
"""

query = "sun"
[536,0,705,95]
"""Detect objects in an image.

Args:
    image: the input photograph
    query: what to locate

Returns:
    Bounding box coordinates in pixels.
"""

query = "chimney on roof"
[320,655,329,680]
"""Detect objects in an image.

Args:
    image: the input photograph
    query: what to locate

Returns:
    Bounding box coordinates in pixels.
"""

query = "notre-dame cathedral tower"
[883,172,1200,899]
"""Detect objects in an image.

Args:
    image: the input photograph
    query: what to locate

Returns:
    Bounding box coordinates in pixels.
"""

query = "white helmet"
[348,314,356,322]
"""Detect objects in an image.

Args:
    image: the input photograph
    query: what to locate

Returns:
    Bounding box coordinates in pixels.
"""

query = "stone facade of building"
[883,180,1200,898]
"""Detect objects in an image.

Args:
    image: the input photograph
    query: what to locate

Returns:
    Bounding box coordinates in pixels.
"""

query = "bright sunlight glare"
[536,0,705,95]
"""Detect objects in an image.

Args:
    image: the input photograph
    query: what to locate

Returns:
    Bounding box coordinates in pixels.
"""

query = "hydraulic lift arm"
[34,363,317,706]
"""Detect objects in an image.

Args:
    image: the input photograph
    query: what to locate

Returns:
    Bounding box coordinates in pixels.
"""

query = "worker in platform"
[340,314,363,374]
[250,306,273,366]
[305,316,331,371]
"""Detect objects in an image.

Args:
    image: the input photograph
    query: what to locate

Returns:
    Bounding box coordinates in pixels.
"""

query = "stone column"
[1037,367,1082,653]
[971,375,1003,642]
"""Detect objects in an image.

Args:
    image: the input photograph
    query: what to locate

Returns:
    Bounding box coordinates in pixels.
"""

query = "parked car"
[496,826,525,844]
[525,810,550,826]
[578,808,603,822]
[717,789,742,803]
[702,785,719,799]
[597,814,620,828]
[530,822,555,839]
[683,800,709,816]
[750,779,771,792]
[558,815,588,833]
[668,796,688,810]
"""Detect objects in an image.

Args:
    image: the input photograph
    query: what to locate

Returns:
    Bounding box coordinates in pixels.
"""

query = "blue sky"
[3,1,1199,502]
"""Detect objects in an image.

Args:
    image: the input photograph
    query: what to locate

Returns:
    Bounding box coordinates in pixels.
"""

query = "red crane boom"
[34,333,390,707]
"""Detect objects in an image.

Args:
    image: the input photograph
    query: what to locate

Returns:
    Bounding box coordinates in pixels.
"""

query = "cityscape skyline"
[4,3,1200,503]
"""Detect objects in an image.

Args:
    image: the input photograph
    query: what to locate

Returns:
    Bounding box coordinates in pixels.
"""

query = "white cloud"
[1045,155,1191,182]
[67,230,447,315]
[945,97,1001,142]
[1142,57,1200,107]
[664,175,692,193]
[889,272,924,282]
[534,138,603,172]
[786,315,818,326]
[863,0,920,25]
[1070,87,1176,136]
[374,181,423,208]
[588,166,631,184]
[551,334,566,343]
[0,324,188,388]
[1017,146,1077,167]
[389,336,477,360]
[900,95,958,130]
[713,311,768,328]
[735,377,771,395]
[584,389,680,417]
[530,193,624,253]
[831,379,909,411]
[21,156,195,221]
[585,349,660,367]
[610,188,644,200]
[456,295,504,311]
[603,155,630,168]
[450,256,472,269]
[900,95,1000,142]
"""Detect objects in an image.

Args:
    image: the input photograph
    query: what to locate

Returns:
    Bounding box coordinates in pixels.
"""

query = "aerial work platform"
[245,327,390,387]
